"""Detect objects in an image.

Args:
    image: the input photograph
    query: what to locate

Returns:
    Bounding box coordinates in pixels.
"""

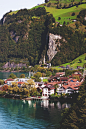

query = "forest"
[60,76,86,129]
[0,7,55,66]
[0,7,86,66]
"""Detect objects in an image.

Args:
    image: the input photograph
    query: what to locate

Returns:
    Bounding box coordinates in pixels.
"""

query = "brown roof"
[60,77,68,81]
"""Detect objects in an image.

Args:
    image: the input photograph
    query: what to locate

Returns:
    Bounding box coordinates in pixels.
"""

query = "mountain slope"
[0,7,55,65]
[0,1,86,66]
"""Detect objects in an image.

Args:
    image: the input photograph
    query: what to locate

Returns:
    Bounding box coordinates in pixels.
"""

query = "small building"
[18,82,25,88]
[42,84,55,97]
[4,78,14,85]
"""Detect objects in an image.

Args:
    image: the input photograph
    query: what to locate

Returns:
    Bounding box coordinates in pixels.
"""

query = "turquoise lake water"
[0,98,71,129]
[0,72,29,79]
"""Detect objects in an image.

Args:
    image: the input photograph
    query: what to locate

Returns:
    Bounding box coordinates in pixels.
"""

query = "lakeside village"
[0,69,85,101]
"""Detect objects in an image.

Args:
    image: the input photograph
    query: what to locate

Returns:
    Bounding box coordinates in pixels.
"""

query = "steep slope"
[0,2,86,66]
[0,7,55,65]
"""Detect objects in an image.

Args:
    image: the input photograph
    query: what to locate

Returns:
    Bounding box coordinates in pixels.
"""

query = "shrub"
[71,12,75,16]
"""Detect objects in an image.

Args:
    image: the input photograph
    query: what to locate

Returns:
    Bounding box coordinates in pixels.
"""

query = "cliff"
[3,62,27,68]
[47,33,62,61]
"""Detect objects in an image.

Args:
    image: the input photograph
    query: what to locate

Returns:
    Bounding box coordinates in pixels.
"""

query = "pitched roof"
[5,78,14,83]
[44,84,55,90]
[6,78,14,81]
[60,77,68,81]
[18,82,24,84]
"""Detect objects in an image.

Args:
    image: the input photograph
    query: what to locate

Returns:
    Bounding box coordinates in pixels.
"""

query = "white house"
[42,85,55,97]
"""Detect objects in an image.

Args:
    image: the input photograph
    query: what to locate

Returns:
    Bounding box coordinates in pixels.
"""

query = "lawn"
[45,4,86,23]
[51,53,86,69]
[70,53,86,68]
[43,79,48,82]
[8,2,86,25]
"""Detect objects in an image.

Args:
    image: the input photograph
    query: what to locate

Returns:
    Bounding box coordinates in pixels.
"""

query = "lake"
[0,98,71,129]
[0,72,29,79]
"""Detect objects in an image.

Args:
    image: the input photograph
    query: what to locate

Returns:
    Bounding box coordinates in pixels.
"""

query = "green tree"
[20,74,25,78]
[54,84,58,94]
[34,72,42,82]
[46,71,52,77]
[60,77,86,129]
[9,73,17,79]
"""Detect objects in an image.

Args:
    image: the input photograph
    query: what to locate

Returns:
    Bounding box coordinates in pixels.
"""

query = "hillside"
[0,7,55,66]
[53,53,86,69]
[0,1,86,67]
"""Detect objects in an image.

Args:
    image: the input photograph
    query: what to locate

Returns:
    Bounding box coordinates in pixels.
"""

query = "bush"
[71,12,75,16]
[58,17,61,20]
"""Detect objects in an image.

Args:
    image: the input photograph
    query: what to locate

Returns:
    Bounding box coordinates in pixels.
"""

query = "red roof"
[72,74,81,77]
[18,82,24,84]
[6,78,14,81]
[5,78,14,83]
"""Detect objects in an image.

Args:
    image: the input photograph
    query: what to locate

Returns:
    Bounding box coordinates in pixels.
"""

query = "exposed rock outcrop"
[3,62,27,68]
[47,33,62,61]
[3,16,6,24]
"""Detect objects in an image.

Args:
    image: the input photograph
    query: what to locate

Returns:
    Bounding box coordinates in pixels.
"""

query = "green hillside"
[56,53,86,69]
[0,1,86,67]
[8,0,86,28]
[45,4,86,24]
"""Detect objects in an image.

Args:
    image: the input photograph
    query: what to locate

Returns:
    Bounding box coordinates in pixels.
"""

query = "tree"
[0,79,4,85]
[79,59,82,63]
[46,71,52,77]
[34,72,42,82]
[60,77,86,129]
[75,22,79,29]
[30,87,38,96]
[58,17,61,20]
[26,79,35,89]
[45,0,49,3]
[2,85,8,91]
[20,74,25,78]
[54,84,58,94]
[71,12,75,16]
[9,73,17,79]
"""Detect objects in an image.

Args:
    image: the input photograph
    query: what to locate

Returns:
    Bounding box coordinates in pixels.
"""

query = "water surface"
[0,98,71,129]
[0,72,29,79]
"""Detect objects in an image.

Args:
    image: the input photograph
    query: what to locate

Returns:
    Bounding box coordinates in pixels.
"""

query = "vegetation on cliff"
[0,7,55,65]
[60,76,86,129]
[0,0,86,67]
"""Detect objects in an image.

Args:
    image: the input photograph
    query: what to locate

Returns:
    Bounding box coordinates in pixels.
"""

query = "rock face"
[47,33,62,61]
[3,62,27,68]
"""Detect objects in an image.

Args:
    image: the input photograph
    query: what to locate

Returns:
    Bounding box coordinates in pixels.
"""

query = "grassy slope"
[8,1,86,25]
[45,4,86,23]
[52,53,86,69]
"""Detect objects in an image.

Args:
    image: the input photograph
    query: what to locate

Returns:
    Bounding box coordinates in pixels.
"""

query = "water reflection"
[41,100,71,109]
[0,98,71,129]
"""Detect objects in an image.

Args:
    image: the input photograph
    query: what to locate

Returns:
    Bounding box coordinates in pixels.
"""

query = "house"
[77,66,83,69]
[60,77,68,82]
[57,86,65,94]
[4,78,14,85]
[15,78,29,82]
[42,84,55,97]
[56,72,65,76]
[48,75,60,82]
[18,82,25,88]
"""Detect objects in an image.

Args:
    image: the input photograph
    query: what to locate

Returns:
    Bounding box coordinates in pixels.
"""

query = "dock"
[24,96,49,101]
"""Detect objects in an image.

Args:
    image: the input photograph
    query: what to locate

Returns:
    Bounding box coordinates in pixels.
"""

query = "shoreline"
[0,93,76,103]
[0,70,22,73]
